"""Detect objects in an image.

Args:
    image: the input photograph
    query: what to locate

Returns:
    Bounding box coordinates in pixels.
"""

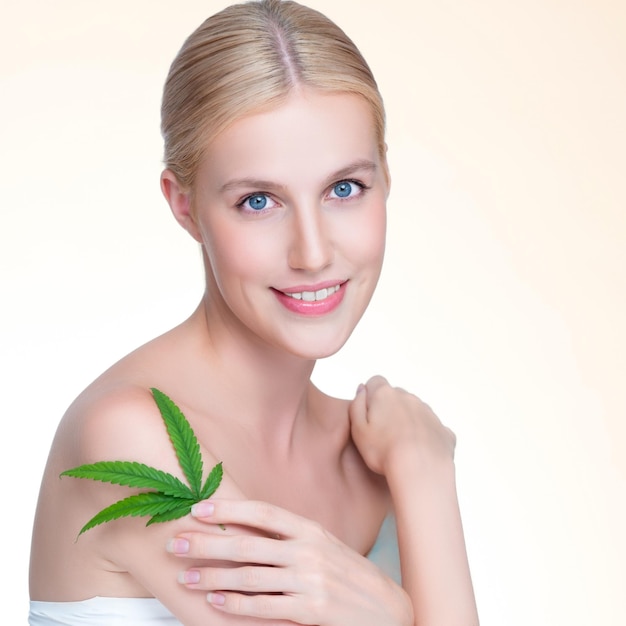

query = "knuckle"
[252,595,275,618]
[253,500,277,525]
[376,380,394,397]
[369,374,387,386]
[241,566,262,590]
[405,391,426,409]
[225,592,244,614]
[235,535,258,560]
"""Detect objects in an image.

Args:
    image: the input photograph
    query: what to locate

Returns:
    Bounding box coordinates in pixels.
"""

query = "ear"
[160,169,203,243]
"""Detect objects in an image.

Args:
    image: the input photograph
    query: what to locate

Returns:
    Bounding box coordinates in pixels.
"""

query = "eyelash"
[329,179,369,200]
[236,193,278,214]
[236,179,370,214]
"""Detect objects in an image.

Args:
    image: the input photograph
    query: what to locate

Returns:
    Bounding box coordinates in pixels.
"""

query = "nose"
[287,204,333,272]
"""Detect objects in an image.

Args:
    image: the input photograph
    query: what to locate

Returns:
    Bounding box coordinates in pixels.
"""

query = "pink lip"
[273,281,347,316]
[277,279,346,294]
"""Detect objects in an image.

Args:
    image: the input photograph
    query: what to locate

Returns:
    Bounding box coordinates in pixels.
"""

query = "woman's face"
[168,89,389,360]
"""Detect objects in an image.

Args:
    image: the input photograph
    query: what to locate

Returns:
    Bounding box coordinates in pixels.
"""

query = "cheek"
[343,204,387,268]
[202,221,277,284]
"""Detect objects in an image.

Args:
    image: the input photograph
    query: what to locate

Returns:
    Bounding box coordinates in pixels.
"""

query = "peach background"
[1,1,624,624]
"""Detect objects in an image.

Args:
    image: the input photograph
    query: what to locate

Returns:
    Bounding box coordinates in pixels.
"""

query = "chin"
[293,344,343,361]
[279,327,355,361]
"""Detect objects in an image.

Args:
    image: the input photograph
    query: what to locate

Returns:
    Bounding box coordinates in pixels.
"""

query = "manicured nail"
[192,502,215,517]
[208,592,226,606]
[166,538,189,554]
[178,569,200,584]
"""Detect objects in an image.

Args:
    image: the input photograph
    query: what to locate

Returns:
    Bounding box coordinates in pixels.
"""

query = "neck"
[191,297,320,456]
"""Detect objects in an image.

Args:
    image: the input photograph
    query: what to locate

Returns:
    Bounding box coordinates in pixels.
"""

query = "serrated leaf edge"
[77,492,196,536]
[146,501,195,526]
[150,387,203,498]
[61,387,223,538]
[61,461,194,499]
[201,461,223,500]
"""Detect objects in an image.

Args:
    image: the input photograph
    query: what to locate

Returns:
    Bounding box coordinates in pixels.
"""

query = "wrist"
[384,444,456,489]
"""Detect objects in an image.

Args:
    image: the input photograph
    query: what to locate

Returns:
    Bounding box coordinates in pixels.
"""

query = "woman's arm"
[46,385,412,625]
[349,376,479,626]
[48,387,287,626]
[159,377,478,625]
[175,499,414,626]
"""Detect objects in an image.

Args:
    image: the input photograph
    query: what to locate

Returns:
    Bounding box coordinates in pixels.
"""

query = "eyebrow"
[219,158,378,194]
[328,159,378,184]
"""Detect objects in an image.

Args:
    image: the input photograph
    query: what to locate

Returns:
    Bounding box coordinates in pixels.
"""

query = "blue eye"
[237,193,279,214]
[246,194,268,210]
[333,181,353,198]
[329,180,367,200]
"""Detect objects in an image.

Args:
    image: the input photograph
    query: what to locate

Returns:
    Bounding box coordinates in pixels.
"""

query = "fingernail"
[208,592,226,606]
[178,569,200,584]
[166,538,189,554]
[192,502,215,517]
[356,383,365,394]
[207,591,226,606]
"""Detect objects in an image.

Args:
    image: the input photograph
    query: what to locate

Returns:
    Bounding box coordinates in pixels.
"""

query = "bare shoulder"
[60,383,178,470]
[55,315,209,471]
[56,379,237,496]
[31,378,245,607]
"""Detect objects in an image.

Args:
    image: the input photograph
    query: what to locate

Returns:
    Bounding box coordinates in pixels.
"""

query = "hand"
[349,375,456,476]
[349,378,480,626]
[168,499,413,626]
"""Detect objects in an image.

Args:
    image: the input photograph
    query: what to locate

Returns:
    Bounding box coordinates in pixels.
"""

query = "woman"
[29,1,478,624]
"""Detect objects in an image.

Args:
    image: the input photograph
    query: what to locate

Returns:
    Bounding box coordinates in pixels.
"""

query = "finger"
[365,374,389,389]
[348,382,368,426]
[169,532,291,566]
[208,590,313,625]
[191,499,317,541]
[363,375,391,407]
[179,564,299,595]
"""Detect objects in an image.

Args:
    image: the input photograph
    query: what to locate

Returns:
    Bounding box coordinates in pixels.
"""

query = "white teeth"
[284,284,340,301]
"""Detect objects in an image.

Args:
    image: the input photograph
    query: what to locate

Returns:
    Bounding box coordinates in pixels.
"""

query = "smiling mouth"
[280,284,341,302]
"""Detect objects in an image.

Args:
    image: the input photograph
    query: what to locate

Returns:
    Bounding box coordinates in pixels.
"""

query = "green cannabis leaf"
[61,387,223,537]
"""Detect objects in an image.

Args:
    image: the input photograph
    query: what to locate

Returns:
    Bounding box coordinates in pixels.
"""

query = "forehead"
[198,90,379,186]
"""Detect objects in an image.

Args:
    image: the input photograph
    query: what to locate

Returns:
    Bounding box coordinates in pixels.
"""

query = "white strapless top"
[29,516,401,625]
[28,596,181,625]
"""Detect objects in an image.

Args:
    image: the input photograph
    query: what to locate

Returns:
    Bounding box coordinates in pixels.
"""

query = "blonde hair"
[161,0,385,190]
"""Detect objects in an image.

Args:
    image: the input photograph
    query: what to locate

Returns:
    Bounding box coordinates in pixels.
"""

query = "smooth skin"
[30,89,478,625]
[171,376,477,626]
